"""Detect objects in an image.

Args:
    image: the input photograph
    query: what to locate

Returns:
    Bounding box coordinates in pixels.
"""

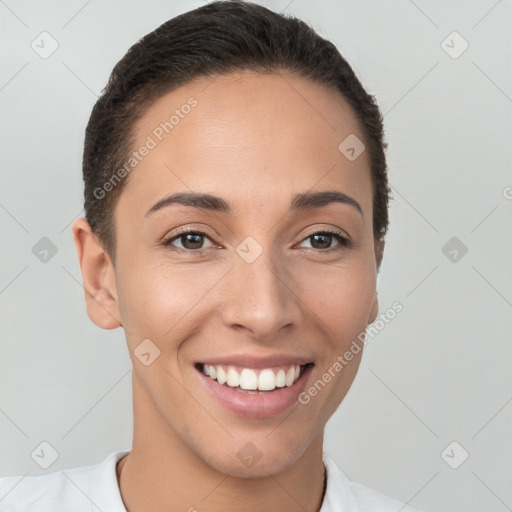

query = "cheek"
[298,263,373,418]
[116,260,224,346]
[298,259,376,341]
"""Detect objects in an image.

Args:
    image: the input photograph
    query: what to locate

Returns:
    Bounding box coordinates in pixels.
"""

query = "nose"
[219,250,303,341]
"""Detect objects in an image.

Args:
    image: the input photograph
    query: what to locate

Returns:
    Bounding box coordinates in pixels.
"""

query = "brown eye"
[299,231,350,251]
[179,233,204,249]
[163,230,215,251]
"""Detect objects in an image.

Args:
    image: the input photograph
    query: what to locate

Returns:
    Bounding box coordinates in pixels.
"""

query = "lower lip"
[196,365,314,419]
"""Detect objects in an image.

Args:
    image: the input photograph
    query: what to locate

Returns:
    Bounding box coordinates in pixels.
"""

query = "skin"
[72,70,380,512]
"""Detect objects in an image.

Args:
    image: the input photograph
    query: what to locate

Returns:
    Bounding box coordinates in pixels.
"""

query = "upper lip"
[197,354,314,368]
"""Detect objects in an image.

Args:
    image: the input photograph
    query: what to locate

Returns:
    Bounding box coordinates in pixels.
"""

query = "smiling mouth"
[195,362,314,393]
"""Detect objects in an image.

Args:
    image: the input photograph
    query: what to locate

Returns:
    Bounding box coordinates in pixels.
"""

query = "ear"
[72,218,122,329]
[375,237,385,273]
[369,289,379,325]
[368,237,383,325]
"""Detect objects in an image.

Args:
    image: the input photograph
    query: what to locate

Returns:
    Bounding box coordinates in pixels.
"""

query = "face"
[85,71,379,477]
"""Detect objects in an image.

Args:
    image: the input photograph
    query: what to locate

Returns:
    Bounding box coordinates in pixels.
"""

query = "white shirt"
[0,450,421,511]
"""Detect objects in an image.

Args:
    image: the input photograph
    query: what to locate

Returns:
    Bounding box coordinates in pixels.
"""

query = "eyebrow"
[145,190,363,218]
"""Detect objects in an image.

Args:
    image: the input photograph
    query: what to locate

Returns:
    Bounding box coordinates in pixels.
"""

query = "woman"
[0,1,420,510]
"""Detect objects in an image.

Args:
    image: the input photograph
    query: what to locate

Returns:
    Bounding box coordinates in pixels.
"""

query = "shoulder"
[0,450,129,512]
[321,452,422,512]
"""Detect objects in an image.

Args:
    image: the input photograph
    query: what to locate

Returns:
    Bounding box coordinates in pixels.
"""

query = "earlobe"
[72,218,122,330]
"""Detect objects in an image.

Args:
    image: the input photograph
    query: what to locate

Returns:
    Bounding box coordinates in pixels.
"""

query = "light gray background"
[1,1,511,511]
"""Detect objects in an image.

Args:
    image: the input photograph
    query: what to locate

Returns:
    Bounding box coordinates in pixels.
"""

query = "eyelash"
[161,228,351,254]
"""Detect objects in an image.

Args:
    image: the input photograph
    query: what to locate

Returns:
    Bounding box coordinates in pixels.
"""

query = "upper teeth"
[202,364,301,391]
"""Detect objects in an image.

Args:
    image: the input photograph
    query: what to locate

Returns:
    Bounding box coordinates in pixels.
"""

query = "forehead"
[119,70,372,217]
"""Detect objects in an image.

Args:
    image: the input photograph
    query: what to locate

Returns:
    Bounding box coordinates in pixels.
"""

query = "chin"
[197,434,311,479]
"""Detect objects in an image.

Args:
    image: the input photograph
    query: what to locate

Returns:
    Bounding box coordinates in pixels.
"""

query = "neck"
[117,375,327,512]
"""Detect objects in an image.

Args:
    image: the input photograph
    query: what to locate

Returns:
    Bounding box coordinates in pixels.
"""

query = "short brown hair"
[82,0,390,266]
